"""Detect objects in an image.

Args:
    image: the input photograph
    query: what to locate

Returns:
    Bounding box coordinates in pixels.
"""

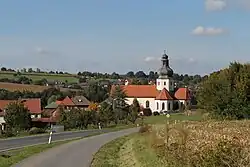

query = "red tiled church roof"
[111,85,190,100]
[155,88,173,100]
[174,88,190,100]
[111,85,159,98]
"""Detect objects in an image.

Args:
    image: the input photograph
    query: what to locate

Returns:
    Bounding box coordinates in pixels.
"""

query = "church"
[112,51,191,113]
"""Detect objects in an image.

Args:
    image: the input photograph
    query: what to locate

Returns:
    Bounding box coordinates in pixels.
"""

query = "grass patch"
[91,133,166,167]
[143,111,204,124]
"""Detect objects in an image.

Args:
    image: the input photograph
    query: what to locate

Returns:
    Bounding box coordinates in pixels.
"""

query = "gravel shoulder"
[12,128,139,167]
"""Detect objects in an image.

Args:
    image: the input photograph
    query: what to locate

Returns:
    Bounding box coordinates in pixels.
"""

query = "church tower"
[156,50,174,92]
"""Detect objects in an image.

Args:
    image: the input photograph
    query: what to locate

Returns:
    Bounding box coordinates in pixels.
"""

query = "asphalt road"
[0,129,111,152]
[13,128,139,167]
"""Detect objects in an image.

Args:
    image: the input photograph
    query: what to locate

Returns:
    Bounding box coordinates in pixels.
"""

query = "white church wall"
[155,100,173,112]
[126,97,155,110]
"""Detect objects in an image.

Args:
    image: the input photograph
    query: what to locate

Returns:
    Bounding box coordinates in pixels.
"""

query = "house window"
[164,82,166,85]
[157,102,159,110]
[162,103,165,110]
[146,101,150,108]
[158,82,160,85]
[168,103,171,110]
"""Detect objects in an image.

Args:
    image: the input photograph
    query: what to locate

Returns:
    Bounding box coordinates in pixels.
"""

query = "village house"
[0,98,42,130]
[111,51,191,114]
[41,96,91,125]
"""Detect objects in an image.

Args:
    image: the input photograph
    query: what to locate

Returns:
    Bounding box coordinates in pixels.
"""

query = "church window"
[146,101,150,108]
[162,103,165,110]
[164,82,166,85]
[157,102,159,109]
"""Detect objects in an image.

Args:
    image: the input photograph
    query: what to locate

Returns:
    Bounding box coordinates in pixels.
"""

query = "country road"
[13,128,139,167]
[0,129,112,152]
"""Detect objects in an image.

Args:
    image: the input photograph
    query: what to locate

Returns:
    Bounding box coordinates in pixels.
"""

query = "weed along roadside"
[91,117,250,167]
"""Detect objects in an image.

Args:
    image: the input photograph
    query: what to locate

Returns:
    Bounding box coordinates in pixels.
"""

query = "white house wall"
[0,117,5,124]
[126,97,155,110]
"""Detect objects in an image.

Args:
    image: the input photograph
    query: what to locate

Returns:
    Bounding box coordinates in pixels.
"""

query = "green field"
[0,72,79,83]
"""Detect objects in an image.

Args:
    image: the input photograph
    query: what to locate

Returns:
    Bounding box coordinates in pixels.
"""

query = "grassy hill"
[0,71,79,83]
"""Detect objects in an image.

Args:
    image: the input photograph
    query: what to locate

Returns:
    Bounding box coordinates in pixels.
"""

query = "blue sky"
[0,0,249,75]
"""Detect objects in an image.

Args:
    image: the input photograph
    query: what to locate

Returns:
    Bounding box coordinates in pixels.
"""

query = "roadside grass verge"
[91,133,165,167]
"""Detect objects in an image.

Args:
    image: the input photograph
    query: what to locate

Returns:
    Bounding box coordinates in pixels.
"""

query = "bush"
[29,127,46,135]
[2,130,16,137]
[139,124,151,133]
[143,108,152,116]
[153,111,160,116]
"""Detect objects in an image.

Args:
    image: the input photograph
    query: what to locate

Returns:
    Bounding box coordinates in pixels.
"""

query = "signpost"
[48,131,53,144]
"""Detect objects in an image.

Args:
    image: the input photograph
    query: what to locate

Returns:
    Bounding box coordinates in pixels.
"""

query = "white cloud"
[35,47,49,54]
[191,26,226,36]
[205,0,227,11]
[144,56,157,62]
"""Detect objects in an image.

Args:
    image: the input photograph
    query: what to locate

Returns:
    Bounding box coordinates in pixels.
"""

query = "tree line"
[197,62,250,120]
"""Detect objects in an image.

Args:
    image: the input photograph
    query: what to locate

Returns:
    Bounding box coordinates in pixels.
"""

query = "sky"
[0,0,249,75]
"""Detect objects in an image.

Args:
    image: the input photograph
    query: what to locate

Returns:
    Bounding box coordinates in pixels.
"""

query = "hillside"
[0,71,79,83]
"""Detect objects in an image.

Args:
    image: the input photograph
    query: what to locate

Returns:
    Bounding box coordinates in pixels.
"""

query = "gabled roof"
[45,102,59,109]
[174,88,190,100]
[71,96,90,106]
[59,96,75,106]
[111,85,159,98]
[0,99,42,114]
[155,88,173,100]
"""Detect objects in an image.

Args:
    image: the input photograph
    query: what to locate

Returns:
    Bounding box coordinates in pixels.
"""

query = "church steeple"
[158,50,173,78]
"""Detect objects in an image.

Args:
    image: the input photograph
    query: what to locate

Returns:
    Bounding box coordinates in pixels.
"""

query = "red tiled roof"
[155,88,173,100]
[59,96,75,106]
[174,88,190,100]
[56,100,62,104]
[111,85,159,98]
[0,99,42,114]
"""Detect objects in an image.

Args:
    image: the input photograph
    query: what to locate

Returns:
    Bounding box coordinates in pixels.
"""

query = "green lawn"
[143,111,204,124]
[0,72,78,83]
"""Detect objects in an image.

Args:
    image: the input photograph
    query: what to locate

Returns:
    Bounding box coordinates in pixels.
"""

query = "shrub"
[2,130,16,137]
[153,111,160,116]
[139,124,151,133]
[29,127,46,135]
[143,108,152,116]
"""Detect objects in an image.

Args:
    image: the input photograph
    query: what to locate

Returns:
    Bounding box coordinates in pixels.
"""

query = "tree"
[111,85,127,108]
[28,68,33,73]
[4,102,31,130]
[47,95,58,105]
[197,62,250,120]
[135,71,147,78]
[128,98,140,124]
[148,71,156,80]
[1,67,7,71]
[126,71,135,78]
[98,101,114,126]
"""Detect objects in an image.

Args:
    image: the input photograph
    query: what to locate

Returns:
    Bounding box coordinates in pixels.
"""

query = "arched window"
[157,102,159,110]
[162,103,165,110]
[146,101,150,108]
